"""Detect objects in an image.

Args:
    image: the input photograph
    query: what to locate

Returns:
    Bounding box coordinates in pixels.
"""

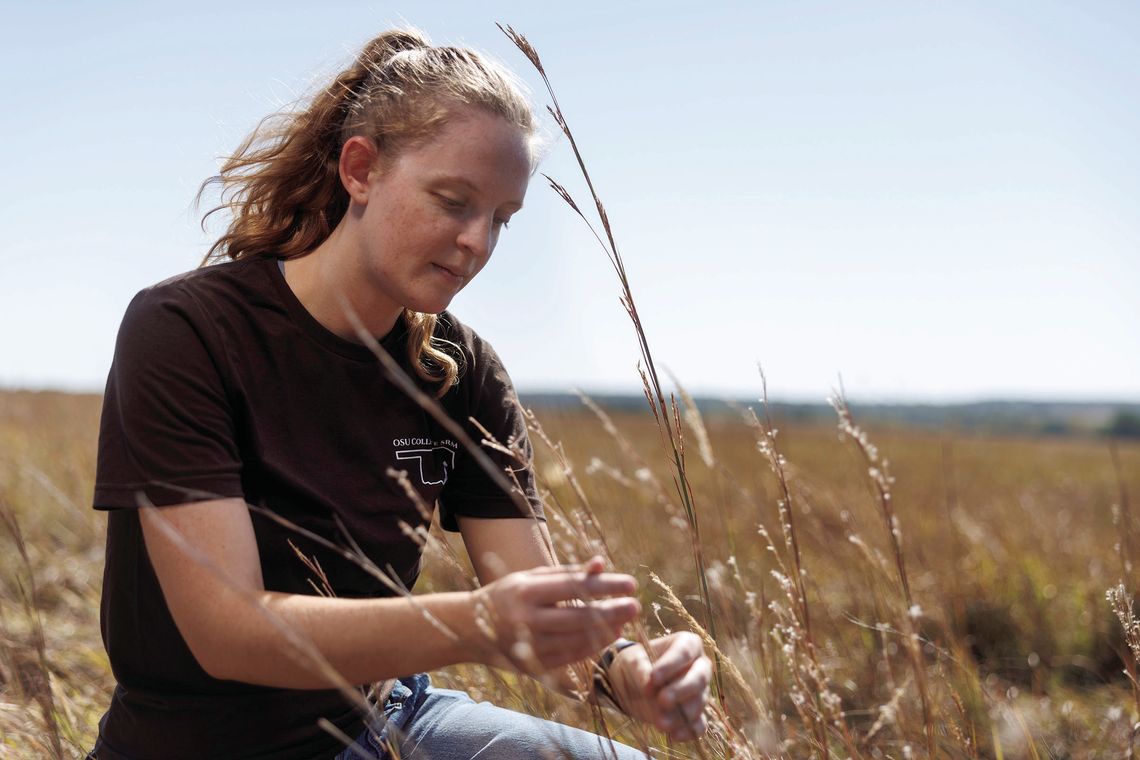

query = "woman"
[89,28,711,760]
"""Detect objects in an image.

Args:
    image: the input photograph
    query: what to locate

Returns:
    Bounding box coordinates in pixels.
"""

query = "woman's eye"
[435,194,465,210]
[494,217,511,229]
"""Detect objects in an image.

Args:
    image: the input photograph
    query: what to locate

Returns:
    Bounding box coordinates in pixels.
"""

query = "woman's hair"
[199,28,536,396]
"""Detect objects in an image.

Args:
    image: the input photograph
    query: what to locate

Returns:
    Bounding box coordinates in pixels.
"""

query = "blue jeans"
[335,674,649,760]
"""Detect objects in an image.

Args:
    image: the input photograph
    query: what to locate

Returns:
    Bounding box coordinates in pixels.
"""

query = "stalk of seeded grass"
[1108,584,1140,742]
[753,368,814,647]
[1108,439,1140,755]
[290,540,337,597]
[573,389,736,749]
[521,411,653,743]
[499,24,722,701]
[740,377,859,757]
[0,496,64,759]
[649,573,761,758]
[949,689,980,760]
[667,371,715,472]
[523,406,697,756]
[940,440,967,632]
[830,393,935,756]
[650,573,764,721]
[747,441,831,752]
[1111,440,1136,586]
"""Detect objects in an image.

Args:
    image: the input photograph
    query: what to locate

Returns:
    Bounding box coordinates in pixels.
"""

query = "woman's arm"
[140,499,635,689]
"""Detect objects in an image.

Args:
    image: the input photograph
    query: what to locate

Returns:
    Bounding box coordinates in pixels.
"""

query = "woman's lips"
[433,263,466,285]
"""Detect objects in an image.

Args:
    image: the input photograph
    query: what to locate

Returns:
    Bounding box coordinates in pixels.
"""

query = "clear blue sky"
[2,1,1137,402]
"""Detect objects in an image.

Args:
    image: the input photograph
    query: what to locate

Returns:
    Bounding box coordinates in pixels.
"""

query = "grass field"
[1,387,1137,758]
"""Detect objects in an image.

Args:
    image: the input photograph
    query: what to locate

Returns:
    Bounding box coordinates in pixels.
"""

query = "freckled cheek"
[406,207,456,240]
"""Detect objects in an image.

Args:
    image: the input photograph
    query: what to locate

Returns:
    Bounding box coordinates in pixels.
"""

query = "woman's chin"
[404,295,454,316]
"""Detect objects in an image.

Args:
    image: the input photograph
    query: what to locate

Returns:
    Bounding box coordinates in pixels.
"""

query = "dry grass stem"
[0,496,64,758]
[501,24,722,700]
[830,391,935,755]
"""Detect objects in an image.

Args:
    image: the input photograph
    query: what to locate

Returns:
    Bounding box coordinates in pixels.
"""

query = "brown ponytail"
[198,28,533,396]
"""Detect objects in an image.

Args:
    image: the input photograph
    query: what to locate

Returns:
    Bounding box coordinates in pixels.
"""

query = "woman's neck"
[281,224,403,341]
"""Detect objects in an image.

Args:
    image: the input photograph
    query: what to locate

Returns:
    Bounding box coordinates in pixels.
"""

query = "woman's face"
[349,107,532,320]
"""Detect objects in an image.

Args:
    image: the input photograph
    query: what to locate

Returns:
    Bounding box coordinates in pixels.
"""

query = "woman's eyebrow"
[435,175,478,192]
[434,175,524,209]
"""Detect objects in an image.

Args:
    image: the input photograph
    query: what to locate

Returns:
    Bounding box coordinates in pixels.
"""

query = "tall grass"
[1,393,1138,757]
[0,392,110,758]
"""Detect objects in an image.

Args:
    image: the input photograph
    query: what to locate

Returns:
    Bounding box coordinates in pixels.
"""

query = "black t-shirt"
[91,255,542,760]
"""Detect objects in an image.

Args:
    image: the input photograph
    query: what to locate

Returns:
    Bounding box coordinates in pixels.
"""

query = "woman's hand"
[472,556,640,674]
[606,633,712,742]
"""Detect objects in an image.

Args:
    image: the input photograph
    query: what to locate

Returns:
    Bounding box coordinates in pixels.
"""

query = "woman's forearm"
[140,500,493,689]
[198,588,483,689]
[142,501,636,691]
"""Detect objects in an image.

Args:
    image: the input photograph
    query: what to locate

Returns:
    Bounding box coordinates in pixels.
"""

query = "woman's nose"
[457,215,496,261]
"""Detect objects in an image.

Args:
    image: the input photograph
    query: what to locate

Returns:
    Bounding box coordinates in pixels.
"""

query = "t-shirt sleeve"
[437,328,544,532]
[93,285,244,510]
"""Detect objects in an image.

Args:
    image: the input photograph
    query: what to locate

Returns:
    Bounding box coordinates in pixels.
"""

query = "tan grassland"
[1,387,1138,757]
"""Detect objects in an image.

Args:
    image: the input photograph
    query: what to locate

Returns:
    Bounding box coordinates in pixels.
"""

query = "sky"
[1,1,1137,402]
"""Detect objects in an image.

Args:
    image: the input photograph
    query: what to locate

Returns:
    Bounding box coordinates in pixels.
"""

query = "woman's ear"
[340,135,380,205]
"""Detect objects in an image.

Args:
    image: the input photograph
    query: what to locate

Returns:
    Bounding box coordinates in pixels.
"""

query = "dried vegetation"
[2,388,1138,758]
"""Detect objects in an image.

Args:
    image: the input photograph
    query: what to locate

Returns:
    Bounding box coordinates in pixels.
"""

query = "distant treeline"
[1,388,1135,440]
[518,392,1140,439]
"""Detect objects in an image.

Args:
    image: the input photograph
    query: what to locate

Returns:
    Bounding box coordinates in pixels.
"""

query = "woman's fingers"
[648,632,705,689]
[677,686,710,724]
[655,689,709,740]
[500,602,636,665]
[664,687,711,742]
[482,570,638,639]
[656,653,712,709]
[521,569,637,605]
[663,712,708,742]
[530,597,640,632]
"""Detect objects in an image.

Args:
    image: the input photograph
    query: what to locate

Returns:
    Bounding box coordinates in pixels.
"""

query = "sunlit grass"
[1,389,1136,757]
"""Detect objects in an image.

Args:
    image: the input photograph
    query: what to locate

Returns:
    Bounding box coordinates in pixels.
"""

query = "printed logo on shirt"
[392,437,458,486]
